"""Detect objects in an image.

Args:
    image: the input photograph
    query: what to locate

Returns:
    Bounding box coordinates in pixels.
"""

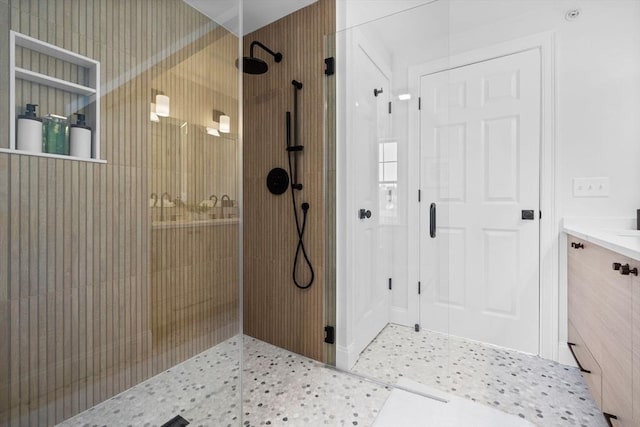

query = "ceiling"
[184,0,318,36]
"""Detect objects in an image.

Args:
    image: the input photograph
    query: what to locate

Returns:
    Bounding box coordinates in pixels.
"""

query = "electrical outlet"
[573,177,610,198]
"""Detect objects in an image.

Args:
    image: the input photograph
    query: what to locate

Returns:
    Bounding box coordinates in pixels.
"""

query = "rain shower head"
[240,56,269,75]
[236,41,282,75]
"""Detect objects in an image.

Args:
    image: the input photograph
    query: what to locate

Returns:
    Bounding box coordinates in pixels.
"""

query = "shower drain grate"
[160,415,190,427]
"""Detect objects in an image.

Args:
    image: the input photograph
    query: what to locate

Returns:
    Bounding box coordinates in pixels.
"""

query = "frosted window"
[383,143,397,162]
[378,141,398,183]
[383,163,397,182]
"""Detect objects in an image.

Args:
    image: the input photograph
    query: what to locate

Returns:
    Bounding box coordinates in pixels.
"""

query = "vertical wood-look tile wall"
[0,1,240,426]
[243,0,335,362]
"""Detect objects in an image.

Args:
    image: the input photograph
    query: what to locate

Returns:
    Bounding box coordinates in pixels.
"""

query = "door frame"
[407,32,561,361]
[336,27,393,370]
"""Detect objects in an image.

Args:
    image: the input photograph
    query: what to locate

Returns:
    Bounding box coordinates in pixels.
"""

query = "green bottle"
[42,114,70,155]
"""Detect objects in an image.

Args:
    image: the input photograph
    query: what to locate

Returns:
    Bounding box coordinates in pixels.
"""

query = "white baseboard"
[336,344,358,371]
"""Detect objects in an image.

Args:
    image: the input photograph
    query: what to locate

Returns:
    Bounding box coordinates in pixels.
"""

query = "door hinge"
[324,326,335,344]
[418,189,421,202]
[388,101,392,114]
[539,210,542,219]
[418,97,421,110]
[388,278,392,290]
[418,281,421,295]
[324,57,335,76]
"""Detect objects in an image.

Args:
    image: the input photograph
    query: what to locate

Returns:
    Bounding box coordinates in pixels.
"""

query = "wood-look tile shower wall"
[0,1,240,426]
[243,0,335,362]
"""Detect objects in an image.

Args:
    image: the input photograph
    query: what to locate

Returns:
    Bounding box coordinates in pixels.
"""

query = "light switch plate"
[573,177,610,197]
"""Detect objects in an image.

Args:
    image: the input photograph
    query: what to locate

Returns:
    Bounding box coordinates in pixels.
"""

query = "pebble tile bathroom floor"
[352,324,607,427]
[60,328,606,427]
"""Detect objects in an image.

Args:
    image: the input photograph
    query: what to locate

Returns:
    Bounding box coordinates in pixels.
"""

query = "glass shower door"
[331,0,453,398]
[337,24,393,369]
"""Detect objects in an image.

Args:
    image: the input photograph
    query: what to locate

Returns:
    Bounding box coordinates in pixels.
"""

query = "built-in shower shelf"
[8,30,102,162]
[0,148,107,164]
[15,67,97,97]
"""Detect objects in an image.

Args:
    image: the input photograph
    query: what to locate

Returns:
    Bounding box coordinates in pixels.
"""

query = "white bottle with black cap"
[69,113,92,159]
[16,103,43,153]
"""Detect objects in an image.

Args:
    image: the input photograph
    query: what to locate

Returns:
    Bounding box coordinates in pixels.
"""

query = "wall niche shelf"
[8,31,103,163]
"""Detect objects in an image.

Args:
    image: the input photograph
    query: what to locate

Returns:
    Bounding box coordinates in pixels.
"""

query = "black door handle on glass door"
[430,203,436,238]
[359,209,372,219]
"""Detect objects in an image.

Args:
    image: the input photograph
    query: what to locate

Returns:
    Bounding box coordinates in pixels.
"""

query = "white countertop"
[152,217,239,229]
[563,217,640,261]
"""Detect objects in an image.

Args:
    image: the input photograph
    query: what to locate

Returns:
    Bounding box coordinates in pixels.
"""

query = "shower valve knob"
[359,209,372,219]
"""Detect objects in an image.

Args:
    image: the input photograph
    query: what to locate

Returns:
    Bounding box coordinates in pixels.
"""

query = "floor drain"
[161,415,190,427]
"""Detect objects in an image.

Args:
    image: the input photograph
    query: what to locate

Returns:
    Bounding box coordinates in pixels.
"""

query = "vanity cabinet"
[567,237,637,426]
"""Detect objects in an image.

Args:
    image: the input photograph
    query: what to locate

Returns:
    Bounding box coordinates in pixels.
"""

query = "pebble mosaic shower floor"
[58,336,390,427]
[59,327,606,427]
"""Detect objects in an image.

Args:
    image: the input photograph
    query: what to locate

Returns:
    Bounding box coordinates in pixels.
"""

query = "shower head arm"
[249,41,283,63]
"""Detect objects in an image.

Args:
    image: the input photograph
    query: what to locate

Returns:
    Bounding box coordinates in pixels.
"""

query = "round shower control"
[266,167,289,195]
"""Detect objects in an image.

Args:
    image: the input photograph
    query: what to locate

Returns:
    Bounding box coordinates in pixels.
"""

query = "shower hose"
[287,151,314,289]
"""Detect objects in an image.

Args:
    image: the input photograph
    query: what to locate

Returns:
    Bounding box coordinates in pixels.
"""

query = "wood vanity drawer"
[568,320,603,410]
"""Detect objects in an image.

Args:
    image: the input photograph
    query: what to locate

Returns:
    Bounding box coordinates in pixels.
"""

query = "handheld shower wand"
[286,80,314,289]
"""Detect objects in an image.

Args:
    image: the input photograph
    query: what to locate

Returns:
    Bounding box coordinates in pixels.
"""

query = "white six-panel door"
[419,49,541,354]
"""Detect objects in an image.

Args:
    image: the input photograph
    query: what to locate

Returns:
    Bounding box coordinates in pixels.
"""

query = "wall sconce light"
[155,94,170,117]
[219,115,230,133]
[207,127,220,136]
[213,109,231,133]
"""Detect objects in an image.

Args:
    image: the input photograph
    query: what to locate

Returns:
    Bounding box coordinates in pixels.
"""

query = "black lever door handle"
[521,210,535,220]
[430,203,436,238]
